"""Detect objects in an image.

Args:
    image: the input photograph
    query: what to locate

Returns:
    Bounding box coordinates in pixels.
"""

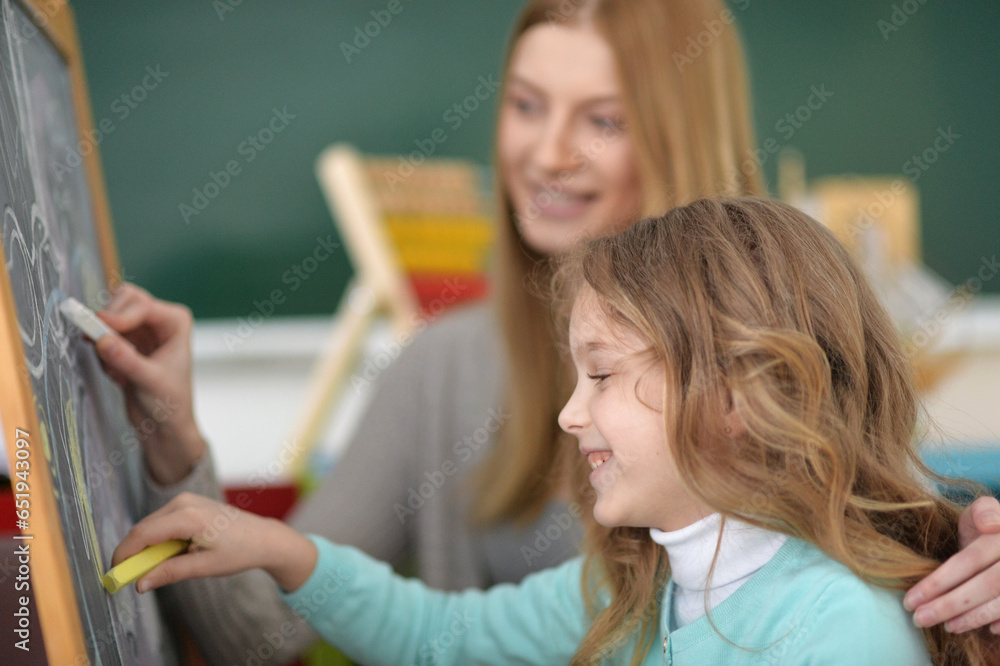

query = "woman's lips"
[528,185,598,219]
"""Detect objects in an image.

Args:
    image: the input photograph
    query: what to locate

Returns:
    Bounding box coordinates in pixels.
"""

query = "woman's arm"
[113,494,590,666]
[95,283,206,485]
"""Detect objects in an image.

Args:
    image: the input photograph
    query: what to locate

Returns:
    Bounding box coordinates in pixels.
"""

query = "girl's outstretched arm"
[112,493,591,665]
[111,492,317,594]
[906,496,1000,634]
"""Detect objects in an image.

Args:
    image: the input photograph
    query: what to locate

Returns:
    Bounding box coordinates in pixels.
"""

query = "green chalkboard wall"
[70,1,999,318]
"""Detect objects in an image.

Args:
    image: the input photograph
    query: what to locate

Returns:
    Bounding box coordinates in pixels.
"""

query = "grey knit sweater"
[144,302,583,665]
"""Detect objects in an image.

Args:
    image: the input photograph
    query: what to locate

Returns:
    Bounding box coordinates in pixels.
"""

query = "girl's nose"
[558,383,588,434]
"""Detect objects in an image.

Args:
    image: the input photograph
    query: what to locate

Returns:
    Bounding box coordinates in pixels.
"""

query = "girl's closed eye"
[587,372,611,385]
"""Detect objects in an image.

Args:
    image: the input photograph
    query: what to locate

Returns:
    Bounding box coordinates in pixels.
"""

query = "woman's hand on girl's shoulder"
[111,492,318,595]
[905,496,1000,634]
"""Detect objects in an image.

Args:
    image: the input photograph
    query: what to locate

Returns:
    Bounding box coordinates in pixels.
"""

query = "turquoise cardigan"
[281,535,930,665]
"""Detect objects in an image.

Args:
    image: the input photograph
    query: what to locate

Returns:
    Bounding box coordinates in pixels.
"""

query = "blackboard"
[0,0,179,663]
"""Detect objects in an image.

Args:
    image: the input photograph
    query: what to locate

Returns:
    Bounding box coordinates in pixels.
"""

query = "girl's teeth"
[588,451,611,470]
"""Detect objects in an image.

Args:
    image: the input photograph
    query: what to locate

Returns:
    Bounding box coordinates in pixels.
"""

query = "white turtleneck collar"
[649,513,787,629]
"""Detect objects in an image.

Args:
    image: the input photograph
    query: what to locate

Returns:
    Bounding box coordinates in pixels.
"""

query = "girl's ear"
[722,409,747,438]
[721,389,747,438]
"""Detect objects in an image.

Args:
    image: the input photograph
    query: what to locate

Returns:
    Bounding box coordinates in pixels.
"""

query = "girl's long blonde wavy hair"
[553,197,997,665]
[477,0,764,526]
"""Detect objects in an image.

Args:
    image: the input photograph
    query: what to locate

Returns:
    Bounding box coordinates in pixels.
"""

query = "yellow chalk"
[101,539,189,594]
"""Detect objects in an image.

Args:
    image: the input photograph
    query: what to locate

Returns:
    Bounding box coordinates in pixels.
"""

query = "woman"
[94,1,1000,663]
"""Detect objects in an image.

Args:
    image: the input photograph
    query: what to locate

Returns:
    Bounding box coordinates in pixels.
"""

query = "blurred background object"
[70,0,999,317]
[284,145,493,486]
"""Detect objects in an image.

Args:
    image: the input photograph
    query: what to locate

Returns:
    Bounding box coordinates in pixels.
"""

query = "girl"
[93,1,1000,662]
[112,198,998,665]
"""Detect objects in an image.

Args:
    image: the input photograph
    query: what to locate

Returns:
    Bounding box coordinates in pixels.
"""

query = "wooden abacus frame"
[285,144,420,482]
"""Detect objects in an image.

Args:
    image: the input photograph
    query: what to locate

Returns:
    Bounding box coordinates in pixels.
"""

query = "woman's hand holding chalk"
[102,539,189,594]
[59,296,113,339]
[110,493,318,594]
[88,283,208,487]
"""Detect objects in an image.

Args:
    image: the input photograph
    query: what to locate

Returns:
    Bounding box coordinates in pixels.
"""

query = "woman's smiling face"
[497,22,643,257]
[558,287,707,532]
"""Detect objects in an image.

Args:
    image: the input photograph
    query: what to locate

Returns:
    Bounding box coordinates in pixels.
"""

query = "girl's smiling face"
[497,22,643,257]
[558,287,707,532]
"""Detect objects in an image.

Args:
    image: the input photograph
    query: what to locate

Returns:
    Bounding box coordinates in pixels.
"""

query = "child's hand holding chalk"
[109,492,318,594]
[102,539,189,594]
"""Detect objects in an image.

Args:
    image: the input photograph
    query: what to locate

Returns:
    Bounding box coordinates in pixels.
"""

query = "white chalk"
[59,297,113,340]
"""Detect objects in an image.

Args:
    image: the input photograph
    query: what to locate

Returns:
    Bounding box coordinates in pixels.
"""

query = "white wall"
[192,300,1000,485]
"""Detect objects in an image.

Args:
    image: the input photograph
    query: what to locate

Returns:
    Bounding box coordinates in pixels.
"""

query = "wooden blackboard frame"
[0,0,119,663]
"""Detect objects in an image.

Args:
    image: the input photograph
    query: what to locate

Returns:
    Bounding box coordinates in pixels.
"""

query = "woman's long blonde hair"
[477,0,764,526]
[554,197,996,665]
